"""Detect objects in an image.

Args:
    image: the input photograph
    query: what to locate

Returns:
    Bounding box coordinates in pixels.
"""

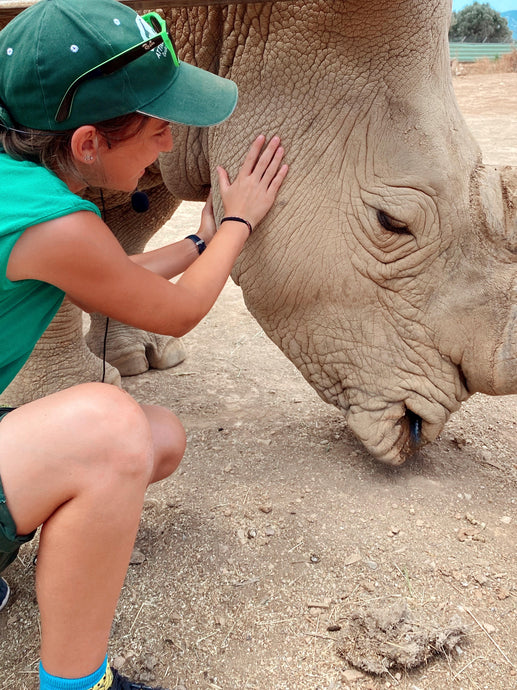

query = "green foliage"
[449,2,513,43]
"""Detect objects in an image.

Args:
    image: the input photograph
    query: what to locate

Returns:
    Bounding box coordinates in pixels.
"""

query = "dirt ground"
[1,73,516,690]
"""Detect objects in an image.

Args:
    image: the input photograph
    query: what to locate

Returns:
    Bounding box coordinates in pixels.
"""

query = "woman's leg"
[0,382,185,679]
[141,403,186,484]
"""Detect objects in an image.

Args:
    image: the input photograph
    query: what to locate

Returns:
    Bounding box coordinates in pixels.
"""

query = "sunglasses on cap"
[55,12,179,124]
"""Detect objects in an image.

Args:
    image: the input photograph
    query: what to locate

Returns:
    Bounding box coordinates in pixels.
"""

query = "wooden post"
[0,0,274,22]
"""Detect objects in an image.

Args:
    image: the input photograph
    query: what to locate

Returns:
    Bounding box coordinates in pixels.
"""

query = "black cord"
[99,189,110,383]
[101,316,109,383]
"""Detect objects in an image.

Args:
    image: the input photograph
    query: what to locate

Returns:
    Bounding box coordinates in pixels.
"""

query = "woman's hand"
[197,190,217,245]
[217,135,288,231]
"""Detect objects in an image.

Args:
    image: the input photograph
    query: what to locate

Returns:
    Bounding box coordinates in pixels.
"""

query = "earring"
[84,154,94,162]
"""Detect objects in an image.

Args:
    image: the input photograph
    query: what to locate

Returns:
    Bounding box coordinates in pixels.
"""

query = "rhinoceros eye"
[377,210,411,235]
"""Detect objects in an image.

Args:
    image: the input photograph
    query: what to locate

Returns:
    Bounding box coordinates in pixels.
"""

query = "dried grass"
[463,49,517,74]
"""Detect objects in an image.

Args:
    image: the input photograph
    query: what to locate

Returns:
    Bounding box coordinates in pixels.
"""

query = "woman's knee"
[143,405,186,482]
[60,383,155,482]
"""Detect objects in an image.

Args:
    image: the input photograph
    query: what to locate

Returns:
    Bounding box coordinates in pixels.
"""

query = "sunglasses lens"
[149,15,162,32]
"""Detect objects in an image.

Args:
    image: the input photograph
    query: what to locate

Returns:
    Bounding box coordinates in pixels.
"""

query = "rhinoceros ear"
[498,165,517,253]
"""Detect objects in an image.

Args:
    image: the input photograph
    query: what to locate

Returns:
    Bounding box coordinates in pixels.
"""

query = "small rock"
[451,434,466,448]
[264,526,276,537]
[344,552,362,567]
[327,623,342,632]
[247,528,257,539]
[457,527,484,542]
[142,653,158,672]
[342,669,365,682]
[129,548,146,565]
[473,573,488,586]
[480,449,492,462]
[496,587,510,600]
[500,516,512,525]
[259,504,273,514]
[143,498,162,511]
[307,598,331,609]
[112,655,126,670]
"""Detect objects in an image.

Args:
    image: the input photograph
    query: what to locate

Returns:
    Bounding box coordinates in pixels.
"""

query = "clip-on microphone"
[131,190,150,213]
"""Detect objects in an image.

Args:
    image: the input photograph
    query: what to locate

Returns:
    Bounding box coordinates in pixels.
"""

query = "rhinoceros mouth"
[377,407,424,466]
[405,409,423,451]
[347,377,464,465]
[391,366,469,464]
[347,402,428,466]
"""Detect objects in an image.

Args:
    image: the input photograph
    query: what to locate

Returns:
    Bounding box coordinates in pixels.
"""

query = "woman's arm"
[7,136,288,337]
[129,192,217,279]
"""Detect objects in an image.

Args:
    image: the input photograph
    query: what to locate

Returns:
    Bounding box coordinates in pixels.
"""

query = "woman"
[0,1,288,689]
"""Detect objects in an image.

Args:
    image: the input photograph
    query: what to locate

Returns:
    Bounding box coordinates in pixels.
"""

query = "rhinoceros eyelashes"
[376,210,411,236]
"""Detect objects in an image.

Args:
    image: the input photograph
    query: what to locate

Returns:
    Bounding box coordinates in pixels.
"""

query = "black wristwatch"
[185,234,206,254]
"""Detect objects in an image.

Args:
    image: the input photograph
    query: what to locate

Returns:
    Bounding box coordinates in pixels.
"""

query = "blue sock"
[39,655,111,690]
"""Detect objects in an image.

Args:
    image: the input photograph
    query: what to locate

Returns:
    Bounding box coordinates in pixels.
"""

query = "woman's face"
[74,116,174,193]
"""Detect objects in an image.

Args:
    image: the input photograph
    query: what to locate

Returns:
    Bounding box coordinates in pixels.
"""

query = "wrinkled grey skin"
[163,0,517,464]
[2,0,516,465]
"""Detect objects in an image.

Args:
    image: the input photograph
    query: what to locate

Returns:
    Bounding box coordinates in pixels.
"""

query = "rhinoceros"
[1,0,516,466]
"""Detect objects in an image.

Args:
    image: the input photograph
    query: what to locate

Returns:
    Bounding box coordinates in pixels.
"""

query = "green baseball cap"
[0,0,238,131]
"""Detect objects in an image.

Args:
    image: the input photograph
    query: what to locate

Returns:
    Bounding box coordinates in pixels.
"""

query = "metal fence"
[449,42,517,62]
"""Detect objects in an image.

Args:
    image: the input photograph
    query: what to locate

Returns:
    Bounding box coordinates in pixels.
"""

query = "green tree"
[449,2,513,43]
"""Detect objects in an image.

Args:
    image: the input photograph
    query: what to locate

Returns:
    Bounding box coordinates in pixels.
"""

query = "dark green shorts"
[0,407,37,574]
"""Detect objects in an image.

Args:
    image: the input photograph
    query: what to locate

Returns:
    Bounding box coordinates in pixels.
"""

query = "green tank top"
[0,152,101,395]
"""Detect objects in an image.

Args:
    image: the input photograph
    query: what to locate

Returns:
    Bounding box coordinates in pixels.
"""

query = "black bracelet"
[185,234,206,254]
[220,216,253,235]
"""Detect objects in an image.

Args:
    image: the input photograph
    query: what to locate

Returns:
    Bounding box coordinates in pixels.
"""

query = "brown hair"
[0,112,148,182]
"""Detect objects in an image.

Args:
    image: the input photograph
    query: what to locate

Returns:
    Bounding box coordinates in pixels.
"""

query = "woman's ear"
[70,125,100,164]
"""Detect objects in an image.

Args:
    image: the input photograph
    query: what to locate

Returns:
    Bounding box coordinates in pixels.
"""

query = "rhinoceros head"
[160,1,516,465]
[214,0,517,464]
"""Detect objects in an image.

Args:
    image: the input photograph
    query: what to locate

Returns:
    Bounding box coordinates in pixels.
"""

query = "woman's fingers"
[239,134,267,176]
[266,162,289,197]
[217,135,288,228]
[259,144,286,188]
[222,135,285,188]
[216,165,230,193]
[251,136,283,181]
